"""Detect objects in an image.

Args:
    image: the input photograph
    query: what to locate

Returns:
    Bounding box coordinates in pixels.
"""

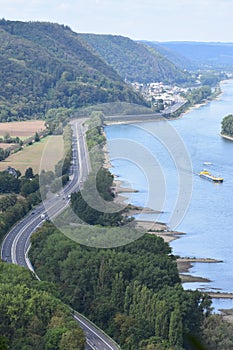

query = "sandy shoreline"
[220,133,233,141]
[177,257,223,272]
[134,220,186,243]
[113,180,139,194]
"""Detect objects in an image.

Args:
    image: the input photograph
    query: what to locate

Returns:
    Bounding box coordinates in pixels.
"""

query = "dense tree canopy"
[221,114,233,137]
[185,86,212,105]
[0,262,85,350]
[0,171,20,193]
[0,20,146,122]
[71,167,131,226]
[80,34,191,84]
[29,223,213,349]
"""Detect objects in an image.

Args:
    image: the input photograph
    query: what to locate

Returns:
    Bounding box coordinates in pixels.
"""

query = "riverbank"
[220,309,233,324]
[103,80,233,307]
[135,220,185,243]
[103,99,214,126]
[104,85,223,126]
[106,165,187,244]
[177,258,223,284]
[220,133,233,141]
[103,120,223,279]
[170,92,221,121]
[177,257,223,272]
[104,140,233,301]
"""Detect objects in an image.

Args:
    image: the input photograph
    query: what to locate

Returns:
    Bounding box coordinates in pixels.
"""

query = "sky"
[1,0,233,42]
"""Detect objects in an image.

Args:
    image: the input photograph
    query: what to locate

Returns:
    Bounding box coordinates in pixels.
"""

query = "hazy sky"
[1,0,233,42]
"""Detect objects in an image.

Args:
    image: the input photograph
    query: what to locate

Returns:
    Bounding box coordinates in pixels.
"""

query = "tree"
[111,272,125,310]
[200,72,220,87]
[168,304,183,347]
[59,329,85,350]
[0,172,20,193]
[20,182,34,197]
[221,114,233,136]
[25,167,34,179]
[0,148,4,161]
[34,132,40,142]
[16,170,21,178]
[3,132,10,142]
[0,194,17,212]
[201,314,233,349]
[45,328,65,350]
[0,336,8,350]
[0,262,85,350]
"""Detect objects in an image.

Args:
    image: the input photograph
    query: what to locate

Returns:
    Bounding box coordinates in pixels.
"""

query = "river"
[105,79,233,312]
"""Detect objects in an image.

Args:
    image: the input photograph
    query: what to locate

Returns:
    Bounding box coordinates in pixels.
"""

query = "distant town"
[132,81,187,111]
[131,71,233,112]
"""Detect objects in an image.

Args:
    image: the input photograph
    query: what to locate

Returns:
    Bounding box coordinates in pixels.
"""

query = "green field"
[0,135,64,175]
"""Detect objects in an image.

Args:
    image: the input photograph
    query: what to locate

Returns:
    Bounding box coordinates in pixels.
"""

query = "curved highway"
[1,118,120,350]
[1,119,86,268]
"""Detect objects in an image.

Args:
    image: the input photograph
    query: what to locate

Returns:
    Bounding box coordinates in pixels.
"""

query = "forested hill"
[0,19,146,122]
[79,33,191,84]
[152,41,233,71]
[141,40,196,70]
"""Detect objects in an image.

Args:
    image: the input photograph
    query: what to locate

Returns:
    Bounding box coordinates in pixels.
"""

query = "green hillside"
[141,40,196,70]
[0,20,146,122]
[79,33,191,84]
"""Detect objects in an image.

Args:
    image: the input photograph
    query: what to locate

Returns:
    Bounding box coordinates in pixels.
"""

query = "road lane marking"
[73,314,117,350]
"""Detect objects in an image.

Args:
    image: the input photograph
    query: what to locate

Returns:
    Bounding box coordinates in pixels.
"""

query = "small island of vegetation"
[221,114,233,140]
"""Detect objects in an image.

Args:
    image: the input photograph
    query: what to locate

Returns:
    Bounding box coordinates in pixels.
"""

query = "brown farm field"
[0,120,45,138]
[0,135,64,174]
[0,143,15,149]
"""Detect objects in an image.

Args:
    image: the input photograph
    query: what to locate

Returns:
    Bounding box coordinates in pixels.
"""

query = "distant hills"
[0,20,146,121]
[141,41,196,70]
[79,34,190,84]
[1,19,231,122]
[145,41,233,71]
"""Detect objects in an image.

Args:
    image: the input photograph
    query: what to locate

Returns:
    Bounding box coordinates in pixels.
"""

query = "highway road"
[1,119,86,268]
[1,118,120,350]
[104,102,187,123]
[163,101,187,115]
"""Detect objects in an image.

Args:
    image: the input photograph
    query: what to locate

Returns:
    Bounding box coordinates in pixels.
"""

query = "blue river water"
[105,80,233,312]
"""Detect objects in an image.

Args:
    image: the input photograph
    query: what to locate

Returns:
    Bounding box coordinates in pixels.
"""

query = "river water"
[105,80,233,312]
